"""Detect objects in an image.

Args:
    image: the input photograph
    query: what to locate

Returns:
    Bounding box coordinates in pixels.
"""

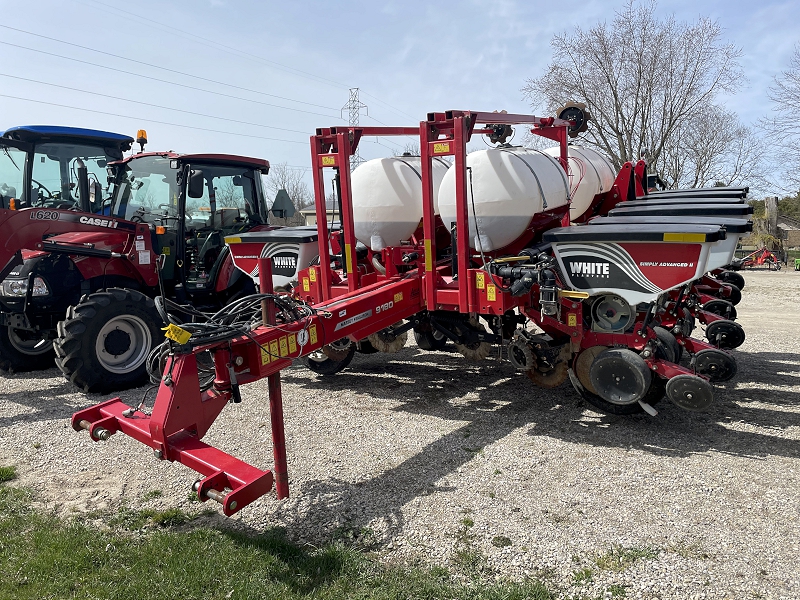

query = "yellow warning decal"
[309,268,317,282]
[161,247,171,255]
[424,239,433,271]
[487,284,496,302]
[269,340,280,359]
[663,233,706,243]
[279,336,288,357]
[309,324,318,345]
[288,333,297,354]
[476,272,485,290]
[344,243,354,274]
[163,323,191,345]
[224,236,241,244]
[321,155,336,166]
[394,292,403,304]
[261,346,271,365]
[302,278,310,292]
[433,142,451,154]
[567,314,577,327]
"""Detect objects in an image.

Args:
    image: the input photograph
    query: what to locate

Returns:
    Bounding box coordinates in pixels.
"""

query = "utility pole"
[342,88,368,171]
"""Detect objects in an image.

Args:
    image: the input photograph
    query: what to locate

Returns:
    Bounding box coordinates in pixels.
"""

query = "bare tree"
[522,0,748,187]
[263,162,313,210]
[763,45,800,191]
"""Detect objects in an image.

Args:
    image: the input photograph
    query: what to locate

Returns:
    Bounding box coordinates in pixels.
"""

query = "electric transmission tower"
[342,88,368,171]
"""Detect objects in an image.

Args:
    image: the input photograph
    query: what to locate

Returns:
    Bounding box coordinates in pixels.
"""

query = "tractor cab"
[108,152,271,302]
[0,126,134,212]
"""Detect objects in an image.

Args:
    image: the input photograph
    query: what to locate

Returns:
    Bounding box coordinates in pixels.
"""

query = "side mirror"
[188,169,205,198]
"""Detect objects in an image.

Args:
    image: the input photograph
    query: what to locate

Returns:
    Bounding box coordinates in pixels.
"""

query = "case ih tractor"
[0,150,313,392]
[0,125,134,369]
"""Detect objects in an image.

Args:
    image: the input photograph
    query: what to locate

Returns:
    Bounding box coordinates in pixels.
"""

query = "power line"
[75,0,419,123]
[77,0,347,90]
[0,94,310,144]
[0,73,309,136]
[360,90,418,121]
[1,41,342,119]
[0,24,340,112]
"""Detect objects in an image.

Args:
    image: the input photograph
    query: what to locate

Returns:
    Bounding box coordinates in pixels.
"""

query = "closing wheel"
[0,326,55,372]
[304,343,356,376]
[589,348,652,405]
[367,322,409,353]
[527,361,569,389]
[692,348,737,383]
[413,328,447,351]
[665,374,714,411]
[702,299,737,321]
[716,270,745,290]
[705,320,746,350]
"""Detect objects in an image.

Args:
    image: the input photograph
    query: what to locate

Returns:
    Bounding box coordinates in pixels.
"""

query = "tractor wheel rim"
[95,315,151,374]
[7,327,52,355]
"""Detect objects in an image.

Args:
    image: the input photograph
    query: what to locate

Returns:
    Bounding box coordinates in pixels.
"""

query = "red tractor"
[0,151,313,392]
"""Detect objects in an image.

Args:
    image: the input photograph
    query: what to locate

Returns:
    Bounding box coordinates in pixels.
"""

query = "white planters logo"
[570,261,610,278]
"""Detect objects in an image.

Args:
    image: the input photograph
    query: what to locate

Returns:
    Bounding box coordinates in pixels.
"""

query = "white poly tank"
[351,156,449,251]
[437,147,569,252]
[542,145,615,222]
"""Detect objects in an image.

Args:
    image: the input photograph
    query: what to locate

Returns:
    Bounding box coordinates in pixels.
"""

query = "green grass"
[594,545,659,572]
[0,484,555,600]
[0,466,16,483]
[572,567,593,584]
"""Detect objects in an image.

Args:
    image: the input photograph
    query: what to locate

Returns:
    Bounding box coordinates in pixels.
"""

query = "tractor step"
[72,398,274,516]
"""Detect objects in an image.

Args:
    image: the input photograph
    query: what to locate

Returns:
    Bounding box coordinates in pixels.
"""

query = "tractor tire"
[0,326,55,373]
[54,288,162,393]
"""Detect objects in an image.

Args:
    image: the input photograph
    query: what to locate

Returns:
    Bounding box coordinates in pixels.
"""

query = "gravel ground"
[1,269,799,599]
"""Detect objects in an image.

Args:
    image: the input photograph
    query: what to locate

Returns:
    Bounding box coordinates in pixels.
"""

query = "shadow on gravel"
[276,344,800,539]
[0,368,145,429]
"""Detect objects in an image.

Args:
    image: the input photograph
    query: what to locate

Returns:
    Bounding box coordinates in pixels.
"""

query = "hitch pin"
[192,481,229,506]
[77,419,112,441]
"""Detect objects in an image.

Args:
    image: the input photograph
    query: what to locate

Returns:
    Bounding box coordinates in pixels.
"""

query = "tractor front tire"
[54,288,162,393]
[0,326,55,373]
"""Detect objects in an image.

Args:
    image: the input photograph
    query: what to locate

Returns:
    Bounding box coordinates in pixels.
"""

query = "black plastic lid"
[543,223,725,243]
[608,203,753,217]
[588,215,752,234]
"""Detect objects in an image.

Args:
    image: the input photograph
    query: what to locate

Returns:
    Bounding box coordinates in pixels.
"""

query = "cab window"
[0,145,26,208]
[185,165,260,229]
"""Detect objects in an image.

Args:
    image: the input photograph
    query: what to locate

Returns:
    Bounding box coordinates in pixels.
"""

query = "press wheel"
[720,284,742,306]
[665,374,714,411]
[716,270,745,290]
[693,348,737,383]
[702,299,737,321]
[705,320,746,350]
[589,348,652,405]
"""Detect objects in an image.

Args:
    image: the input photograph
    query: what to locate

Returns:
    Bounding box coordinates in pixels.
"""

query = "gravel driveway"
[1,269,798,599]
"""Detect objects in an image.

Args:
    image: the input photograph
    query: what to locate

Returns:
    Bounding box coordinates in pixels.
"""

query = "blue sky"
[0,0,796,188]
